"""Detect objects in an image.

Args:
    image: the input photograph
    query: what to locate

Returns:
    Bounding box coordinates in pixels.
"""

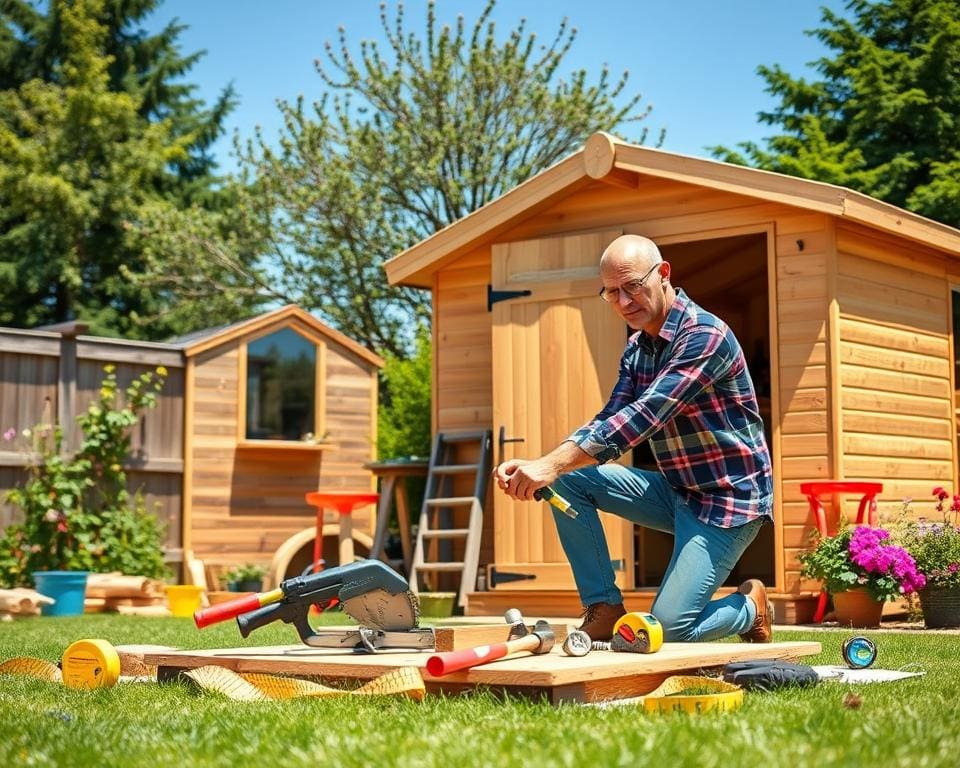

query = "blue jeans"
[552,464,764,641]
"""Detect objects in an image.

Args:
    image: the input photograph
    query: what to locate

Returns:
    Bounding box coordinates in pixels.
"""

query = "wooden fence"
[0,323,185,563]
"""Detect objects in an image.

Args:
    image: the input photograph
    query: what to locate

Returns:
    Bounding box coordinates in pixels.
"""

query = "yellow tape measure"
[641,675,743,714]
[61,639,121,689]
[611,612,664,654]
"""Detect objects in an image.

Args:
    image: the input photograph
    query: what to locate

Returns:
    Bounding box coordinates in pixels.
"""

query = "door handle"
[497,425,525,465]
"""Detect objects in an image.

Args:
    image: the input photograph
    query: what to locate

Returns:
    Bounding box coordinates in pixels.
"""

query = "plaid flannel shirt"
[567,289,773,528]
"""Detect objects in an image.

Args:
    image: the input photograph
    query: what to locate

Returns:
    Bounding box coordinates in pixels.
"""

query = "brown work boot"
[577,601,627,641]
[739,579,774,643]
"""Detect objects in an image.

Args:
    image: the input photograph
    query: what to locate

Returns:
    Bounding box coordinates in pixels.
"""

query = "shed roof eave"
[384,133,960,288]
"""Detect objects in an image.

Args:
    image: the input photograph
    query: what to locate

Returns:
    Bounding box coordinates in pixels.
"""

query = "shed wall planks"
[834,223,955,523]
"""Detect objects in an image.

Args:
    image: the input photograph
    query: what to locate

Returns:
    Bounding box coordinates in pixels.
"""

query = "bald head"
[598,234,674,334]
[600,235,663,271]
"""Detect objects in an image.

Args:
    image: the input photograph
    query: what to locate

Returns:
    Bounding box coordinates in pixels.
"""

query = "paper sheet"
[813,665,925,684]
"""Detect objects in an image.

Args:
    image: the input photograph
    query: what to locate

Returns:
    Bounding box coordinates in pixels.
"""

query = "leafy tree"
[377,325,432,461]
[713,0,960,228]
[0,0,267,337]
[239,0,661,358]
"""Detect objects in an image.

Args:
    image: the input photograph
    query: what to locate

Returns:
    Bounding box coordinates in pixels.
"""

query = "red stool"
[304,491,380,572]
[800,481,882,622]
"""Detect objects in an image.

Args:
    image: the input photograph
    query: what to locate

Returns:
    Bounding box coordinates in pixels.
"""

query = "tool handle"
[194,588,283,629]
[534,486,577,518]
[426,634,538,676]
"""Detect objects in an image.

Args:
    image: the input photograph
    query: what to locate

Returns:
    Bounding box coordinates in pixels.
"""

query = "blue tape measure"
[841,636,877,669]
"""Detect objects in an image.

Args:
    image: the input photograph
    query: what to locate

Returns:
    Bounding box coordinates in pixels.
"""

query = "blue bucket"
[31,571,89,616]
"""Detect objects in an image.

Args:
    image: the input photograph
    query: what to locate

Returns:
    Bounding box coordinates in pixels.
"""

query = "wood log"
[0,588,54,614]
[85,573,165,599]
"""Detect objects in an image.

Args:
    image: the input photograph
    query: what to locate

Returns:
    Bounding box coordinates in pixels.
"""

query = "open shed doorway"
[632,231,775,589]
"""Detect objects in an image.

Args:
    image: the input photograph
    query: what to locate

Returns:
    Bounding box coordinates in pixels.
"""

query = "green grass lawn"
[1,614,958,768]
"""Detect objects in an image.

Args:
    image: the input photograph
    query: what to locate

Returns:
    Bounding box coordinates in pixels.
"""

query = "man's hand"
[495,457,558,501]
[495,441,596,502]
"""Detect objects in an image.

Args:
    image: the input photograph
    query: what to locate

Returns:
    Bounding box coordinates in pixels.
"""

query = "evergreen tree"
[0,0,235,196]
[239,0,661,358]
[0,0,268,337]
[713,0,960,228]
[0,0,267,337]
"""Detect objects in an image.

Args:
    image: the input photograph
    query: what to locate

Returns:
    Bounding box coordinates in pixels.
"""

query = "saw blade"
[341,588,420,631]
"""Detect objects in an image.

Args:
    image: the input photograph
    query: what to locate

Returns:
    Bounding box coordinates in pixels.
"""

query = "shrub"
[0,365,171,587]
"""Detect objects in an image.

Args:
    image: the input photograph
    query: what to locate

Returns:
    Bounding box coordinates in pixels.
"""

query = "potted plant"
[799,524,925,627]
[224,563,267,592]
[899,488,960,628]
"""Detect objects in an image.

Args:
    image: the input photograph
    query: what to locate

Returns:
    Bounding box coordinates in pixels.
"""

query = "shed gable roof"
[384,132,960,287]
[177,305,384,367]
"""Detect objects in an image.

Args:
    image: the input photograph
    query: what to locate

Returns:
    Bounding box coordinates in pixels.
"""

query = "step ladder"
[408,429,492,609]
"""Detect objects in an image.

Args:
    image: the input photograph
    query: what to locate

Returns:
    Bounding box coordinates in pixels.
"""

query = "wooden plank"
[840,365,951,399]
[842,387,951,420]
[838,251,945,299]
[842,455,953,480]
[147,639,821,705]
[780,433,829,457]
[839,341,950,379]
[779,342,826,368]
[842,433,953,461]
[780,387,827,411]
[838,316,948,357]
[842,411,953,440]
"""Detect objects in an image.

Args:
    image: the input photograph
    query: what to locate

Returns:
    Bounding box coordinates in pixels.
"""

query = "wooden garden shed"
[173,305,384,577]
[384,131,960,622]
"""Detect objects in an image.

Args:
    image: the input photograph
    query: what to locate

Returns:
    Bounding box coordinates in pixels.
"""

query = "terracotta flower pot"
[832,588,883,628]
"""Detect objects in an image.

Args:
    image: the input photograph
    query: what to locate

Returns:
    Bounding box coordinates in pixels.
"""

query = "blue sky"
[146,1,842,173]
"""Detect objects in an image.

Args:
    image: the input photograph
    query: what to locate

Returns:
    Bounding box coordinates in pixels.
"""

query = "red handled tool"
[194,587,285,629]
[425,620,555,676]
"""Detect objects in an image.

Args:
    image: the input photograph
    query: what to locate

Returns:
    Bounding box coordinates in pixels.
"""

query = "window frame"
[236,323,329,451]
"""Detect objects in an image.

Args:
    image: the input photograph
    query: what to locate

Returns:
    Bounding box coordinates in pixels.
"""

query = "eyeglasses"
[598,262,662,303]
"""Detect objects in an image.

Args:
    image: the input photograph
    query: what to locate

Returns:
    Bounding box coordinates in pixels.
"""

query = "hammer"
[426,618,555,676]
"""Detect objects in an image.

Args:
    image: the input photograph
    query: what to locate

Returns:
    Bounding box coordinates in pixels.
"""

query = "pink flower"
[848,525,925,594]
[2,427,14,442]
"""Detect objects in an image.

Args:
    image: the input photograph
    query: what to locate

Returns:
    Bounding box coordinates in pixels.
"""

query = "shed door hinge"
[487,284,532,311]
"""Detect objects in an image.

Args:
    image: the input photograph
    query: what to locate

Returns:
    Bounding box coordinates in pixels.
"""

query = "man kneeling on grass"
[494,234,774,644]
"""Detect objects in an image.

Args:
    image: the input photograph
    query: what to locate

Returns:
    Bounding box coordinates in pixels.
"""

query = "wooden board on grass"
[145,638,821,705]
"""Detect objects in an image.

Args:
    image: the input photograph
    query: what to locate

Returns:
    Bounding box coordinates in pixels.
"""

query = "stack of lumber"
[0,588,54,620]
[85,573,170,616]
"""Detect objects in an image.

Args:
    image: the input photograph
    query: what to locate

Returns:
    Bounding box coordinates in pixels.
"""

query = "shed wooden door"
[491,229,634,591]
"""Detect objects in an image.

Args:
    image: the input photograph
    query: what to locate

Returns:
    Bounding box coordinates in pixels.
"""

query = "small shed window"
[245,328,317,441]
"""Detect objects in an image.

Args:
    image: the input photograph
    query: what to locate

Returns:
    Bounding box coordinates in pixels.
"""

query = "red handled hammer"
[425,619,555,676]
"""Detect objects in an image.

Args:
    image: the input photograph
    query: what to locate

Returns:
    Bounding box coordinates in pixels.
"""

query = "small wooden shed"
[384,131,960,621]
[174,305,384,575]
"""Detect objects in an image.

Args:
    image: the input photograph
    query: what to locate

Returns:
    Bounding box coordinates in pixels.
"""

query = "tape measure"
[611,612,664,654]
[641,675,743,714]
[61,639,121,689]
[841,636,877,670]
